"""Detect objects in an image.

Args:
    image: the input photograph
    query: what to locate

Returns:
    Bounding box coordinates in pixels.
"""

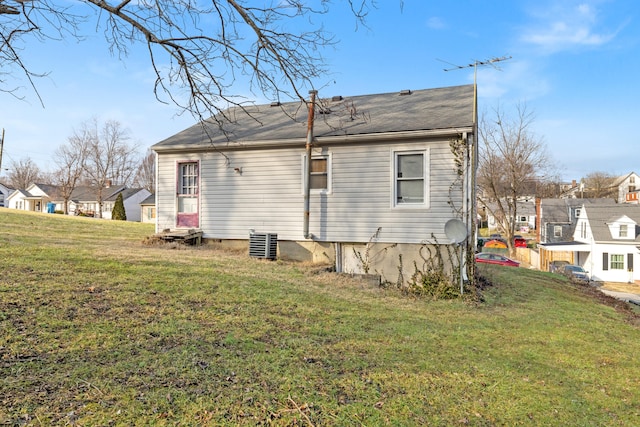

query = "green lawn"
[1,209,639,426]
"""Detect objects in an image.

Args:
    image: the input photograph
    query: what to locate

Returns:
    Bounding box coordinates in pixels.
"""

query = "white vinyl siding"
[155,138,459,244]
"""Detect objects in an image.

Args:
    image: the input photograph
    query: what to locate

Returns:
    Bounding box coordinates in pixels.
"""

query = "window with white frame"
[393,150,428,207]
[611,254,625,270]
[580,221,587,239]
[574,208,581,218]
[554,226,562,238]
[619,224,628,238]
[302,154,331,193]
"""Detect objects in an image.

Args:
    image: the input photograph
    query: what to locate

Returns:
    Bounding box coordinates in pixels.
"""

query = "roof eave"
[152,127,474,154]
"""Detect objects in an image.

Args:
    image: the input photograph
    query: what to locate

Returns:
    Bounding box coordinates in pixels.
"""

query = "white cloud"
[426,17,446,30]
[520,2,618,53]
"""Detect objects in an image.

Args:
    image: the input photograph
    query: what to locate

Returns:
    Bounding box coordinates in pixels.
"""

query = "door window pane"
[178,196,198,213]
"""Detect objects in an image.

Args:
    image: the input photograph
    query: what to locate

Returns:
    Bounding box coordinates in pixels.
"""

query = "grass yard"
[1,209,639,426]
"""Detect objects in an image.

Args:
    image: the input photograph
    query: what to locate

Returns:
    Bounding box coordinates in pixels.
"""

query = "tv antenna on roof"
[439,55,512,72]
[438,55,512,123]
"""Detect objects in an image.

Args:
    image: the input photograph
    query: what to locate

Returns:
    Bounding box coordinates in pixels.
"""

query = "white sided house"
[152,85,477,284]
[571,205,640,284]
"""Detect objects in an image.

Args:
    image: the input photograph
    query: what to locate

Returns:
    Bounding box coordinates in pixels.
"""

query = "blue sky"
[1,0,638,182]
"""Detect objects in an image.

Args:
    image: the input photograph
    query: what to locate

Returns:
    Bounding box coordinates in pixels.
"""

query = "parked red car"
[475,252,520,267]
[514,236,528,248]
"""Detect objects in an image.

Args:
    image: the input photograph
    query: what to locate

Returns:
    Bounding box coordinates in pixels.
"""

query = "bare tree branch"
[478,103,553,256]
[1,1,380,128]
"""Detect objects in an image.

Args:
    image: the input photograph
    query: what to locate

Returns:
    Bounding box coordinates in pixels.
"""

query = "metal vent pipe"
[303,90,317,239]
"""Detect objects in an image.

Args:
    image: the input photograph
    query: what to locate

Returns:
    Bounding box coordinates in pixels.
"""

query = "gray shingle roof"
[584,204,640,242]
[140,194,155,205]
[152,85,475,151]
[541,198,617,223]
[104,187,145,202]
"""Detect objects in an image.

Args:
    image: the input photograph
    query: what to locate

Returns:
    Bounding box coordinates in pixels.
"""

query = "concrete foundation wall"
[339,242,458,285]
[204,238,460,286]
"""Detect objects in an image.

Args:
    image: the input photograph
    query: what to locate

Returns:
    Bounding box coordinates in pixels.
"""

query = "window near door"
[393,150,428,207]
[611,254,624,270]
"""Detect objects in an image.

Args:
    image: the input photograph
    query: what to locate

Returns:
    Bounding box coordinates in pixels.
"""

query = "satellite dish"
[444,218,468,244]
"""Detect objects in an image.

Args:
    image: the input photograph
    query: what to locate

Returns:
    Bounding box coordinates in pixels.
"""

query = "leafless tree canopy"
[581,171,617,199]
[1,0,376,120]
[7,156,41,189]
[478,104,553,255]
[52,134,89,214]
[133,149,155,193]
[75,118,139,217]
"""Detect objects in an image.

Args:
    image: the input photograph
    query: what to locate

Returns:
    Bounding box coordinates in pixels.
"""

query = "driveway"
[600,282,640,305]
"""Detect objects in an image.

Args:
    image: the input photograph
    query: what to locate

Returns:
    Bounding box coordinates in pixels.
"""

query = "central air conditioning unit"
[249,232,278,260]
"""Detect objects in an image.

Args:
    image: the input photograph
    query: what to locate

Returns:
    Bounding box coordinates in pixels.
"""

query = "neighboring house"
[536,198,617,244]
[480,199,536,235]
[569,204,640,283]
[66,184,127,217]
[0,182,13,207]
[559,180,581,199]
[6,182,150,221]
[152,85,477,283]
[6,183,57,212]
[140,194,156,224]
[101,188,151,222]
[614,172,640,204]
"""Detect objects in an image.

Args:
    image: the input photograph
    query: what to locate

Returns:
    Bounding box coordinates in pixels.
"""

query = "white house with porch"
[541,204,640,284]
